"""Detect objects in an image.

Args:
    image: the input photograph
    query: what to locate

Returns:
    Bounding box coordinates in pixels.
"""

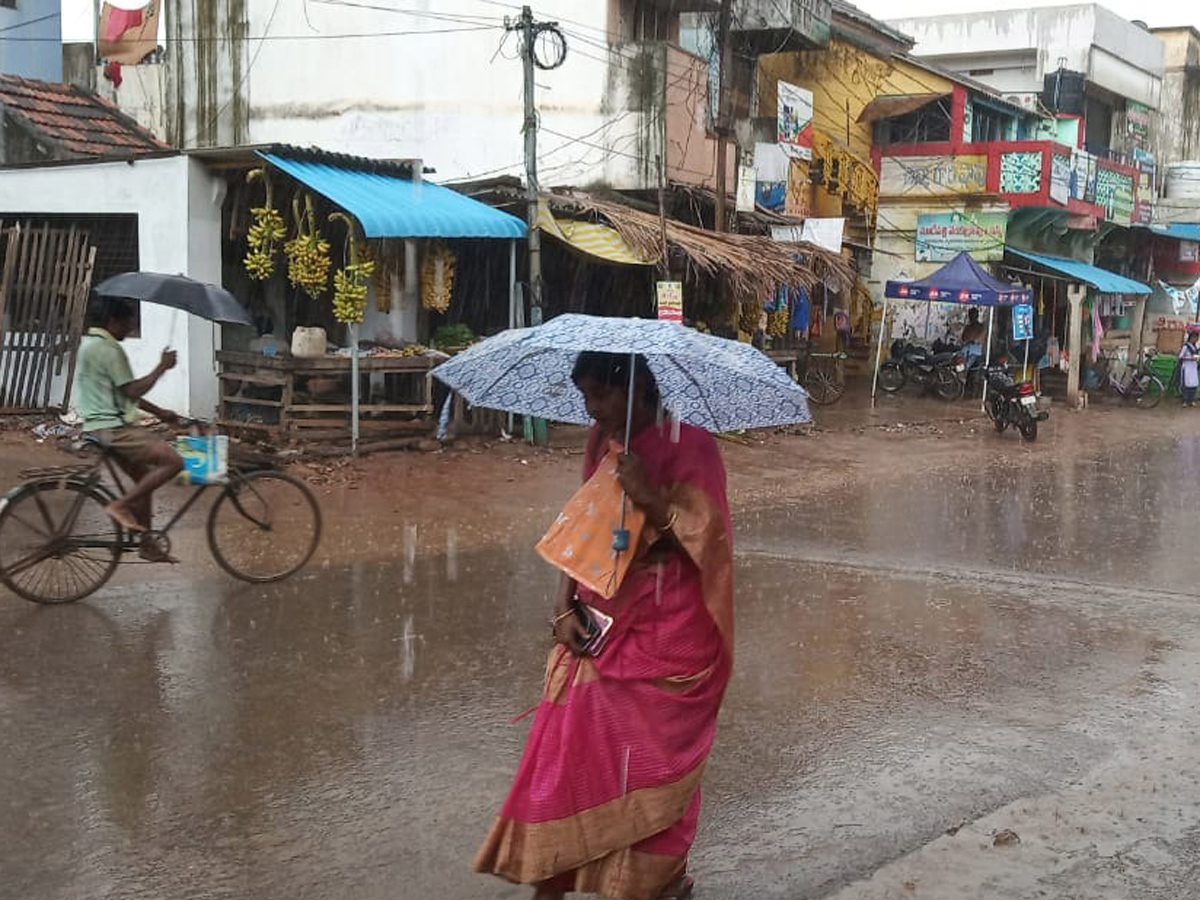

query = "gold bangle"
[550,608,575,628]
[661,510,678,532]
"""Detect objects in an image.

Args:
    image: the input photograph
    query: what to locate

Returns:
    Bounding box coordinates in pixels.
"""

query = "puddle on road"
[0,526,1155,900]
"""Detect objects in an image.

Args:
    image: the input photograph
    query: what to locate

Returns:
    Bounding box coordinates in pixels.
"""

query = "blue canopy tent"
[875,251,1033,404]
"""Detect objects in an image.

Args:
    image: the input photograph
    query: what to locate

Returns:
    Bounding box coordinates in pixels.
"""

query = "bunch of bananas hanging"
[738,303,759,335]
[768,308,789,337]
[244,169,284,281]
[284,194,331,299]
[420,241,456,313]
[329,212,376,324]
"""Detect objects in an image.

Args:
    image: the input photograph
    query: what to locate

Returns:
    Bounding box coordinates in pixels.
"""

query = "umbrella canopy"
[93,272,254,326]
[884,252,1031,306]
[433,314,811,432]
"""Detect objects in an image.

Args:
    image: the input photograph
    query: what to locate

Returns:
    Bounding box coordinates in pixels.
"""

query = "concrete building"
[0,0,61,81]
[888,4,1163,162]
[59,0,831,192]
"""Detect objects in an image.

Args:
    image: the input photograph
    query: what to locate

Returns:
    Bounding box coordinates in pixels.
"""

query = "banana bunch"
[244,169,283,281]
[738,303,759,335]
[285,195,331,299]
[421,241,456,313]
[768,308,789,337]
[329,212,375,324]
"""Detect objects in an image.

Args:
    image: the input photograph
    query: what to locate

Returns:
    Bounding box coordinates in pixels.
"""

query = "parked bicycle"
[0,430,322,603]
[796,346,847,405]
[1092,349,1165,409]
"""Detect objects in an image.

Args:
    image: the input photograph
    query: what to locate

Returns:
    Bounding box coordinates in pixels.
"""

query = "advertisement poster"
[777,81,814,160]
[656,281,683,322]
[1012,304,1035,341]
[784,157,810,217]
[736,165,757,212]
[1050,154,1072,205]
[1127,101,1151,145]
[915,211,1007,262]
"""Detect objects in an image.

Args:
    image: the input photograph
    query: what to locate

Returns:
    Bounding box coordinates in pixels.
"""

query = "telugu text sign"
[915,211,1008,262]
[879,155,988,198]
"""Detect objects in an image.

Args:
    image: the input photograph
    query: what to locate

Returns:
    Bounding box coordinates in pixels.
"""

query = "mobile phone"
[574,603,614,657]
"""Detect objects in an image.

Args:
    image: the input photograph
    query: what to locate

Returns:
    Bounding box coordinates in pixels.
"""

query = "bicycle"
[1093,350,1165,410]
[796,346,848,405]
[0,430,322,604]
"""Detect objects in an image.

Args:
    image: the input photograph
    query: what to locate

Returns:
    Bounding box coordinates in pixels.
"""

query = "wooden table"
[217,350,436,439]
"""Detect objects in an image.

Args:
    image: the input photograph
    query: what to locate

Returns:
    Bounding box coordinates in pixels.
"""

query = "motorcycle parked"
[878,339,961,400]
[984,360,1048,441]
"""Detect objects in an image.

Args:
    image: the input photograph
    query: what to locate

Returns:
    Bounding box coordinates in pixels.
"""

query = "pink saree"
[475,422,734,900]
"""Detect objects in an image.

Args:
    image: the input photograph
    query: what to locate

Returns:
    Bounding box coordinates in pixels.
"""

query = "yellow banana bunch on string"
[329,212,375,324]
[285,194,331,299]
[244,169,284,281]
[421,241,455,313]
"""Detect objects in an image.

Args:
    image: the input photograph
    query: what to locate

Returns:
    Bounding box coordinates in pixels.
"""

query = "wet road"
[4,433,1200,899]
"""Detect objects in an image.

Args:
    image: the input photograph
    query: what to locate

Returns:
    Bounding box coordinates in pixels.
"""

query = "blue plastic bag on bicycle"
[176,434,228,485]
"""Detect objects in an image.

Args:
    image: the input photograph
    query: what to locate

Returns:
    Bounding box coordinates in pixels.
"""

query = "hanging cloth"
[791,286,810,332]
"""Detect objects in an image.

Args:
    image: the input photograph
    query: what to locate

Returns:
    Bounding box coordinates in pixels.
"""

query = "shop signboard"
[879,155,988,198]
[1012,304,1035,341]
[1127,101,1151,145]
[915,211,1007,262]
[656,281,683,322]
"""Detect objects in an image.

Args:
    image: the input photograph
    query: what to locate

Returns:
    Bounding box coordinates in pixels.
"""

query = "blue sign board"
[1012,304,1034,341]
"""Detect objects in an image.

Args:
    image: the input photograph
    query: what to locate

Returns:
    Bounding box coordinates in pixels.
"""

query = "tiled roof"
[0,74,170,159]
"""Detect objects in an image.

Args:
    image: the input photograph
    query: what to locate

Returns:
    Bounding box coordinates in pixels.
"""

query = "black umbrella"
[93,272,254,326]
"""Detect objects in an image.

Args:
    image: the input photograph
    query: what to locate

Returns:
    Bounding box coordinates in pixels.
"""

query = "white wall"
[0,156,225,418]
[891,5,1164,108]
[63,0,677,188]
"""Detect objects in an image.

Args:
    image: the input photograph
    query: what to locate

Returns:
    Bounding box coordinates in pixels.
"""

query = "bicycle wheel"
[804,367,845,405]
[207,470,321,582]
[1132,374,1164,410]
[0,480,123,603]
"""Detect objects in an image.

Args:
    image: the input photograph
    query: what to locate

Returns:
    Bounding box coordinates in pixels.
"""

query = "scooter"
[984,359,1048,441]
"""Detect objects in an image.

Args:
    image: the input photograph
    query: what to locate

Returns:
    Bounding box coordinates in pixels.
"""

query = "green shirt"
[76,328,138,431]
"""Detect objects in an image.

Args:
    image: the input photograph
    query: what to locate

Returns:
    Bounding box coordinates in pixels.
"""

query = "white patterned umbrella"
[432,314,811,432]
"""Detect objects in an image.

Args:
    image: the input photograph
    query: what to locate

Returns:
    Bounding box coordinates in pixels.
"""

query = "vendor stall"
[217,146,526,448]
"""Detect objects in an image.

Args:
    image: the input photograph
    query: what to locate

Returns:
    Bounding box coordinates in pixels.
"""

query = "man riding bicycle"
[76,297,183,560]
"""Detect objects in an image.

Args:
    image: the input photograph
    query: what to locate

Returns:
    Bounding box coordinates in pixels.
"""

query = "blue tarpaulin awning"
[258,152,526,240]
[1007,249,1151,294]
[1150,223,1200,242]
[884,251,1032,306]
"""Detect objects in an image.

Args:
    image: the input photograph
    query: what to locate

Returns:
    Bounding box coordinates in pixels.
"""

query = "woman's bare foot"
[658,874,694,899]
[105,502,145,533]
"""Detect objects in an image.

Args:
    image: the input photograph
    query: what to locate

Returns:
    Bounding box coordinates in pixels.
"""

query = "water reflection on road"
[3,435,1200,898]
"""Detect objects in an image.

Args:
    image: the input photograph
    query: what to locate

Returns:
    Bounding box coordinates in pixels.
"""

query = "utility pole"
[505,7,565,325]
[518,6,543,324]
[713,0,733,233]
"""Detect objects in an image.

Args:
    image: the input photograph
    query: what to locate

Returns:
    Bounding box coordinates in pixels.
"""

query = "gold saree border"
[571,847,687,900]
[473,763,705,886]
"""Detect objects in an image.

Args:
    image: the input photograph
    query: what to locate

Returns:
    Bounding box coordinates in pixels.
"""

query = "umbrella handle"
[612,352,637,552]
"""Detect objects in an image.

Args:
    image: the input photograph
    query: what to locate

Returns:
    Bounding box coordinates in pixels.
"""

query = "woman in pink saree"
[475,352,734,900]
